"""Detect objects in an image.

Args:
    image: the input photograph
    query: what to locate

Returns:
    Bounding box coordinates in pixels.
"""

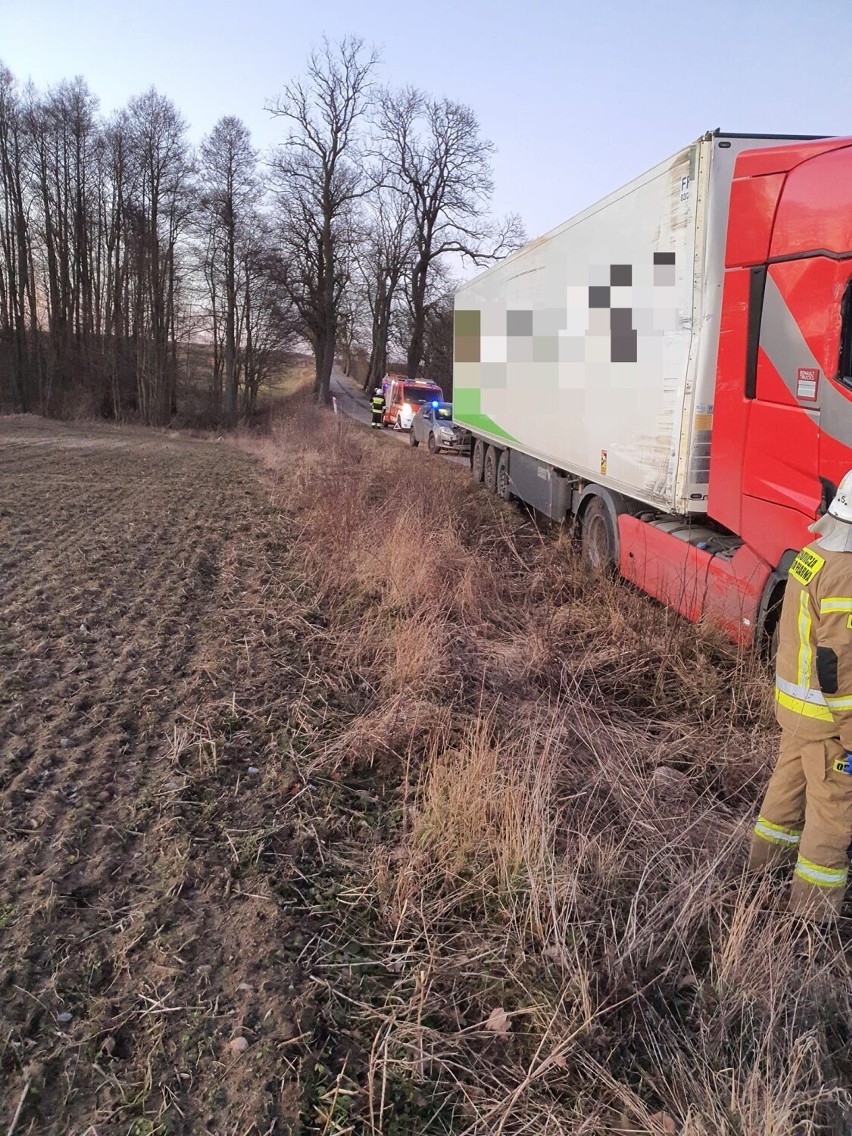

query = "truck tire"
[409,429,419,448]
[762,582,786,662]
[472,438,486,483]
[484,445,501,494]
[497,449,511,500]
[581,496,619,575]
[427,433,437,455]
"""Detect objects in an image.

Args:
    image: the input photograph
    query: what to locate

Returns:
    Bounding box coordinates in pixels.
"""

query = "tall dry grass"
[244,393,852,1135]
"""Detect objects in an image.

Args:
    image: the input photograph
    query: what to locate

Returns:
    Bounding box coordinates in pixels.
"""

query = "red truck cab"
[620,137,852,646]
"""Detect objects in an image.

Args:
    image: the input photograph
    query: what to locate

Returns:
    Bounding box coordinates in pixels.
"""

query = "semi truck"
[453,130,852,648]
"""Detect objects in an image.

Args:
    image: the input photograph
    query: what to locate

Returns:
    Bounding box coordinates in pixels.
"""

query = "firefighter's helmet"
[809,469,852,552]
[828,470,852,523]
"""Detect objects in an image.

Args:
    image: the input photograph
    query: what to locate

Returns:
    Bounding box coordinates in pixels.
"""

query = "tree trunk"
[223,210,237,428]
[406,260,429,380]
[316,328,335,405]
[316,220,335,405]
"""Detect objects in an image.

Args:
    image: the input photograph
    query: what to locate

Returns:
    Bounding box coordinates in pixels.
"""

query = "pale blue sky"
[1,0,849,240]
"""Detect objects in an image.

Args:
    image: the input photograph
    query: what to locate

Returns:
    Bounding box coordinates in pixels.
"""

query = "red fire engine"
[383,377,445,431]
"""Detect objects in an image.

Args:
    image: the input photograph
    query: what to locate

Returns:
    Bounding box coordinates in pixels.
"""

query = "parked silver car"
[409,402,469,455]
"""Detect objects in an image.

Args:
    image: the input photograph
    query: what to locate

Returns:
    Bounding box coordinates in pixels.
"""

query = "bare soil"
[0,416,362,1134]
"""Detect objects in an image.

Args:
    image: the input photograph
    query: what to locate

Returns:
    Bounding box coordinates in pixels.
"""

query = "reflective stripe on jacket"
[774,542,852,748]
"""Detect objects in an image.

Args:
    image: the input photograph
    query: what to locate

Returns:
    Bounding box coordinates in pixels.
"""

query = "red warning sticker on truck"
[797,368,819,401]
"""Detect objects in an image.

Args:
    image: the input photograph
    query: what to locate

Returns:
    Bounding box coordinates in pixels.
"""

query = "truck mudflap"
[618,515,772,645]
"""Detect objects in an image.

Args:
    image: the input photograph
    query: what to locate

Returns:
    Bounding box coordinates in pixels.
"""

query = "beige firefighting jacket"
[775,542,852,748]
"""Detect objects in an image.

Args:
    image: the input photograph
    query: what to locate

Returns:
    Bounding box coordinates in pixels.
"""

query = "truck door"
[823,273,852,492]
[741,261,823,528]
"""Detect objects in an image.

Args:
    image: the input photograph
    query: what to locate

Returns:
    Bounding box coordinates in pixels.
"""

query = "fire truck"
[383,377,444,430]
[453,131,852,648]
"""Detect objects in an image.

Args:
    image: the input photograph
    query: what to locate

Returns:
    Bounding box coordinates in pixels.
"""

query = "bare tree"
[23,78,103,408]
[268,37,377,405]
[0,64,37,411]
[0,56,524,427]
[397,258,456,395]
[197,116,259,425]
[421,291,455,397]
[237,216,300,417]
[356,187,413,392]
[377,88,524,381]
[123,89,194,424]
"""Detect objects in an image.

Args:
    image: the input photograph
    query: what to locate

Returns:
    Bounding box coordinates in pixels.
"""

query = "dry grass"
[3,402,847,1134]
[247,391,852,1135]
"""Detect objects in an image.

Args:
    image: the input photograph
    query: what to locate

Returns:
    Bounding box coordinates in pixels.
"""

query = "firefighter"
[370,386,385,429]
[749,470,852,919]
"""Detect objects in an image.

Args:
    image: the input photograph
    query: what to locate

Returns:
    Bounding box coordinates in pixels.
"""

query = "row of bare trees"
[270,38,523,404]
[0,71,195,422]
[0,40,521,422]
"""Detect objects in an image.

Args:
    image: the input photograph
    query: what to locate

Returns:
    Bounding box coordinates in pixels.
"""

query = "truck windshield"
[405,387,442,404]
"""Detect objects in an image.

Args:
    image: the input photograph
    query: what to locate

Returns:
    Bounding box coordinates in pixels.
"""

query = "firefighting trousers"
[371,409,383,428]
[749,730,852,918]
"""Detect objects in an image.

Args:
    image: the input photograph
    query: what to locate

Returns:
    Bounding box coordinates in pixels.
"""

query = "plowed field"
[0,417,332,1134]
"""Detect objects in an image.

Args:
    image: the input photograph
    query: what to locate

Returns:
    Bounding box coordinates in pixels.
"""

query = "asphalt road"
[329,368,373,427]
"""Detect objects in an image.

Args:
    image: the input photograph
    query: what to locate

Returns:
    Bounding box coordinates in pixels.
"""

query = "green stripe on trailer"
[453,388,519,444]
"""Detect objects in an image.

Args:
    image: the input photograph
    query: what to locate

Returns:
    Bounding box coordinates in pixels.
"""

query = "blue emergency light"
[432,400,439,408]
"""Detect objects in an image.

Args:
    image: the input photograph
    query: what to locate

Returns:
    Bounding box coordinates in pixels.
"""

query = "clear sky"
[2,0,850,242]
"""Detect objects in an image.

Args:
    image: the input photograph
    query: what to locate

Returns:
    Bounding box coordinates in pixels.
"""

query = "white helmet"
[809,469,852,551]
[828,470,852,522]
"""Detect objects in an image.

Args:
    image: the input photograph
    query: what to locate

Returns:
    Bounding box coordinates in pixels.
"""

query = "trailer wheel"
[497,449,511,501]
[484,445,501,494]
[472,438,486,483]
[581,496,618,575]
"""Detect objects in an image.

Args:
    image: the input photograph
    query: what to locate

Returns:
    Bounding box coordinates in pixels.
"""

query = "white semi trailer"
[452,130,852,645]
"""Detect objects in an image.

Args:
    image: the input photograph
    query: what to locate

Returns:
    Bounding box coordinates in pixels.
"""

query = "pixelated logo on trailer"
[454,253,677,367]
